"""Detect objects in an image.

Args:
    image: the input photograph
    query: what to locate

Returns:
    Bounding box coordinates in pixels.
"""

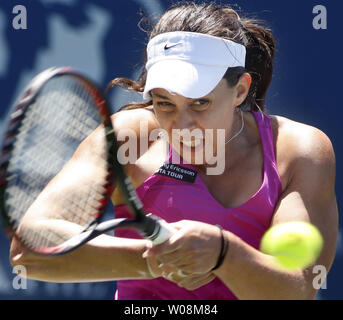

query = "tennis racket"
[0,67,173,255]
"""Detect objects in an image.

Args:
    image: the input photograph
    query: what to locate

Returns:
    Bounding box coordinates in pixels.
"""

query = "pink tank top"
[114,111,282,300]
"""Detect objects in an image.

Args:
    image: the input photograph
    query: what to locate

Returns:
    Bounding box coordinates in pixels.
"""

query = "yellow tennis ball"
[260,221,323,270]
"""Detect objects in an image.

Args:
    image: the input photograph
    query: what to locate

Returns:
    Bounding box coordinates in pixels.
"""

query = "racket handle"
[151,218,175,245]
[140,215,175,245]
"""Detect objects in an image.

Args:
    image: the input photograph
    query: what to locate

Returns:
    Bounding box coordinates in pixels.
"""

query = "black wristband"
[212,225,229,271]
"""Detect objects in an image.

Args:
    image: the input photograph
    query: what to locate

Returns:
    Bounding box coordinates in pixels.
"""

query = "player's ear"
[234,73,251,107]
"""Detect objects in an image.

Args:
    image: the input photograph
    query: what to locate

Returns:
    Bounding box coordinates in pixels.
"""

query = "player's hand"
[144,220,223,277]
[146,252,216,291]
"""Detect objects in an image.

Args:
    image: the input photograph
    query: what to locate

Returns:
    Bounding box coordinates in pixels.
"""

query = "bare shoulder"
[72,107,159,164]
[269,114,336,189]
[271,114,335,160]
[109,107,165,205]
[111,106,159,135]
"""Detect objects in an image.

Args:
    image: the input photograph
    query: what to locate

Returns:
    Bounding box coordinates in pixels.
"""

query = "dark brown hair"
[107,2,276,112]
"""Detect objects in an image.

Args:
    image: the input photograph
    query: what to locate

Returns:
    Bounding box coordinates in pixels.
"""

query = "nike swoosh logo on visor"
[164,43,181,50]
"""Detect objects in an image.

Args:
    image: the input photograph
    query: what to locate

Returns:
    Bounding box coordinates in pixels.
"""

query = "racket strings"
[20,223,69,250]
[5,76,110,249]
[59,183,106,225]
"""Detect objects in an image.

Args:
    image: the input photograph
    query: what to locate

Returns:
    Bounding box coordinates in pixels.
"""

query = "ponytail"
[241,18,275,111]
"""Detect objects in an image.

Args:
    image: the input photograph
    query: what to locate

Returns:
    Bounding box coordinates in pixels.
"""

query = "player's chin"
[174,141,208,166]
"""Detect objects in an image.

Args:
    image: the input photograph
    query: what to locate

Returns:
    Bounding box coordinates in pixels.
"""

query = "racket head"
[0,67,116,254]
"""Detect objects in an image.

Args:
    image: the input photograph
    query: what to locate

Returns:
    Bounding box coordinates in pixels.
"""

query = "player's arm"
[146,124,338,298]
[9,108,158,282]
[212,125,338,299]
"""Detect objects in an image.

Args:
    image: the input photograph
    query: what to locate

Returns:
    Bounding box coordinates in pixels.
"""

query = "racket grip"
[140,215,175,245]
[150,218,175,245]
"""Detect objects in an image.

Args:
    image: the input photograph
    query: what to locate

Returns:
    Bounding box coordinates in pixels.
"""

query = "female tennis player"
[10,2,338,300]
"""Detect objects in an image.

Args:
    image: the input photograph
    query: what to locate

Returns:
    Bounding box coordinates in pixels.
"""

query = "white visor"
[143,31,246,100]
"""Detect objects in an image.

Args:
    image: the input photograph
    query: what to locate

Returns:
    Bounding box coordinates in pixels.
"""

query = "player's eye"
[155,101,175,112]
[191,99,210,110]
[157,101,173,106]
[193,99,209,105]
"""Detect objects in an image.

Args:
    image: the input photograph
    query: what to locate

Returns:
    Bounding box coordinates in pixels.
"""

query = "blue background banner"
[0,0,341,299]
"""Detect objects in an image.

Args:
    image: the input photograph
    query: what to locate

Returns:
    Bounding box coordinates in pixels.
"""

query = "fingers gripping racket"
[0,67,173,255]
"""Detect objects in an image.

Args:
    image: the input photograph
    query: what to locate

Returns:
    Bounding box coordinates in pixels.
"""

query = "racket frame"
[0,67,168,255]
[0,67,116,244]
